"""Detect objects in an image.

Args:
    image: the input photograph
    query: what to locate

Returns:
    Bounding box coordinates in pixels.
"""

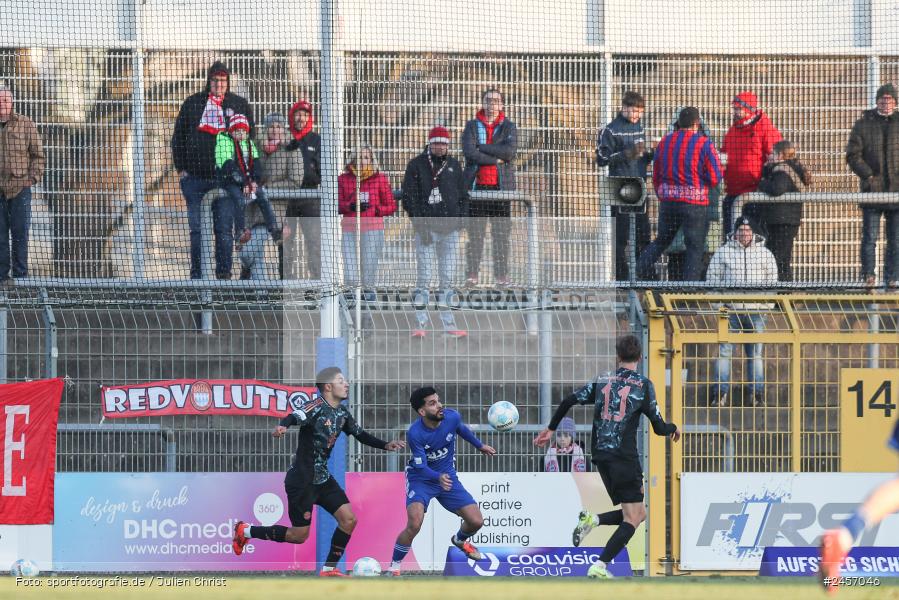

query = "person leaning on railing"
[845,83,899,289]
[744,140,811,283]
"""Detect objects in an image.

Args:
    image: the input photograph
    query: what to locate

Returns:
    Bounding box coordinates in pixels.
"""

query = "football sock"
[599,522,636,563]
[392,542,411,565]
[597,510,624,526]
[453,527,474,543]
[247,525,287,542]
[325,528,352,568]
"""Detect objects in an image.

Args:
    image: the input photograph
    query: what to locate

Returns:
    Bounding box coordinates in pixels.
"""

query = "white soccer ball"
[352,556,382,577]
[10,559,39,577]
[488,400,519,432]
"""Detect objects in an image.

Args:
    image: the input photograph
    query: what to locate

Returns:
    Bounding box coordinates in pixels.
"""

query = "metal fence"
[644,292,899,574]
[0,288,636,473]
[2,48,899,286]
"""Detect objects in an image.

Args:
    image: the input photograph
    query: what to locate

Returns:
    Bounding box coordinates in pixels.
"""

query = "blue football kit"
[405,408,483,512]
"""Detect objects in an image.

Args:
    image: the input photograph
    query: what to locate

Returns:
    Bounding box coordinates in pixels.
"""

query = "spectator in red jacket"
[721,91,782,241]
[338,146,396,328]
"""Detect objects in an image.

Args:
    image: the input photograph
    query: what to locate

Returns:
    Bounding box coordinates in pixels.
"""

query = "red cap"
[228,114,250,132]
[296,100,312,113]
[428,126,451,144]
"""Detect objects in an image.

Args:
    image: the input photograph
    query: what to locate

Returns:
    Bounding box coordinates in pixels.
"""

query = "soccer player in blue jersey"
[231,367,405,576]
[385,386,497,576]
[534,334,680,578]
[820,418,899,594]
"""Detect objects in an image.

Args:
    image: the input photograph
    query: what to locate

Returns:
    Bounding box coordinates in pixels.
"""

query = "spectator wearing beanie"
[401,126,469,338]
[706,215,778,407]
[846,83,899,288]
[721,91,782,242]
[543,417,587,473]
[171,61,253,279]
[461,88,518,286]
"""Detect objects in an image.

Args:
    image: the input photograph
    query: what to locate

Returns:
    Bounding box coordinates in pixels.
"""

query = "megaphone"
[600,176,647,212]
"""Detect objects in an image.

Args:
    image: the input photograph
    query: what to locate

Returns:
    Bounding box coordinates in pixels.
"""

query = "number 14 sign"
[840,369,897,472]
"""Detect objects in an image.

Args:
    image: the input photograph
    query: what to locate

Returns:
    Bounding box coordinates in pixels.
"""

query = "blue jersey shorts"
[405,469,476,513]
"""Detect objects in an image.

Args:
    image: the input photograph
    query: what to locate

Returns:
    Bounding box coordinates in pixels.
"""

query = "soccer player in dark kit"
[534,334,681,578]
[385,386,496,576]
[232,367,405,576]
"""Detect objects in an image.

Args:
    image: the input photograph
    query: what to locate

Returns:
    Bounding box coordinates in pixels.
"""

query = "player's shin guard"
[597,510,623,526]
[598,522,636,564]
[325,528,352,568]
[249,525,288,542]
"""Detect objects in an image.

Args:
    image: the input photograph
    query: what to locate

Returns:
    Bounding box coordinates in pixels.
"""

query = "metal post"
[40,289,57,378]
[600,52,614,283]
[317,0,345,572]
[319,0,344,340]
[628,211,637,283]
[538,290,553,425]
[199,194,215,334]
[0,300,7,384]
[526,198,540,334]
[868,54,881,107]
[130,12,147,279]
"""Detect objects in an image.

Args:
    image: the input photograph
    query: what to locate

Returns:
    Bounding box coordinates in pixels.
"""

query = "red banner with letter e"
[0,378,64,524]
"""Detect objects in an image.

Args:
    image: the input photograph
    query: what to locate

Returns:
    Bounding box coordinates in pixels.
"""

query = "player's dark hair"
[621,91,645,108]
[315,367,342,390]
[410,386,438,411]
[616,335,642,363]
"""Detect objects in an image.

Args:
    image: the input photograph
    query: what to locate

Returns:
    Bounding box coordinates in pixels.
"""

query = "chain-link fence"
[2,42,899,287]
[0,288,635,474]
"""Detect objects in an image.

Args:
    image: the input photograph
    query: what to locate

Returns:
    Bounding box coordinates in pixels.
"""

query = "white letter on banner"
[172,385,189,409]
[231,385,252,410]
[2,406,29,496]
[257,386,275,411]
[213,385,229,409]
[104,389,127,413]
[148,387,171,410]
[128,387,147,411]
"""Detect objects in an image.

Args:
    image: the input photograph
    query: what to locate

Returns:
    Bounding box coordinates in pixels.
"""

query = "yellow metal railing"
[645,292,899,575]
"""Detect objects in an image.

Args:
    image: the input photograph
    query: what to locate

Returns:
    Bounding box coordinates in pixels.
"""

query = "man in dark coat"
[172,61,253,279]
[846,83,899,288]
[402,126,469,338]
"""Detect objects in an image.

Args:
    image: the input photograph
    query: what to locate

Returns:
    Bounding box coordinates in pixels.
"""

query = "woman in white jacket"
[707,216,778,407]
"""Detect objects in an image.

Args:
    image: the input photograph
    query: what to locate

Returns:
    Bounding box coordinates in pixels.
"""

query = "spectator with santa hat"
[171,61,253,279]
[401,125,469,338]
[720,90,782,242]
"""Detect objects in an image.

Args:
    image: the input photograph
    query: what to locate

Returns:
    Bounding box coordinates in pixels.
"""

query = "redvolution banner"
[101,380,316,418]
[0,378,64,524]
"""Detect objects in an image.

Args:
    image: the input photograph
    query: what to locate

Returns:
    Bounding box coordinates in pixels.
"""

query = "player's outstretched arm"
[457,417,488,452]
[273,412,300,437]
[534,391,584,447]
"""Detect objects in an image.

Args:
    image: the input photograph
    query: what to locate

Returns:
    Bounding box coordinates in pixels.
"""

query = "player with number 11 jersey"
[534,334,680,579]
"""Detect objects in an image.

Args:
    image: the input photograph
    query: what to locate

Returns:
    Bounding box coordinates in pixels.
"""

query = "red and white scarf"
[198,94,226,135]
